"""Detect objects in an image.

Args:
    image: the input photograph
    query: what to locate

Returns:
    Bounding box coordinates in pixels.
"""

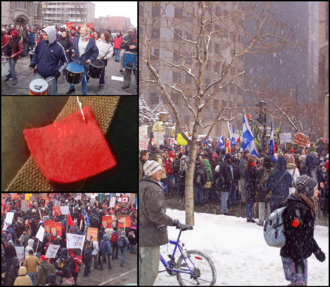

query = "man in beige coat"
[23,250,40,286]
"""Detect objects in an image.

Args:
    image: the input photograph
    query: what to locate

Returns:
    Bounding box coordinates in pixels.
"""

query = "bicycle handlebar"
[176,224,193,231]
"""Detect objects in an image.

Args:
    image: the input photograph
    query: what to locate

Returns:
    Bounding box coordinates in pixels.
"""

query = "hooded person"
[286,154,300,195]
[266,155,293,212]
[25,239,34,259]
[13,266,32,286]
[1,29,24,85]
[300,154,324,186]
[29,25,68,95]
[279,175,326,286]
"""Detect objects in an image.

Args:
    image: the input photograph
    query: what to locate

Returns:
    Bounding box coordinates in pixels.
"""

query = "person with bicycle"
[140,160,182,286]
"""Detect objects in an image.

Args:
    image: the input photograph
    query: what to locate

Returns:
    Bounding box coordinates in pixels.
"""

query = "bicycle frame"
[159,229,197,276]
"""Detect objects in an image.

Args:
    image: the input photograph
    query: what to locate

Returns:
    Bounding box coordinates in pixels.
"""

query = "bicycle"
[159,223,217,286]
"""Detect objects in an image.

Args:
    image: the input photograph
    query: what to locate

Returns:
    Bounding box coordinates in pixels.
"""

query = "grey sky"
[91,1,137,26]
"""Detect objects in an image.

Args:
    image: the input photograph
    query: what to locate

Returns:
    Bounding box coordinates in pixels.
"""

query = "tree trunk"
[184,120,200,225]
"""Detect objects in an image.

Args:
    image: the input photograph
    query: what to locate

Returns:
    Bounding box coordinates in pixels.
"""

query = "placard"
[118,216,131,228]
[66,233,85,251]
[11,193,17,200]
[76,193,82,200]
[21,200,30,211]
[45,244,60,259]
[279,133,292,144]
[25,194,32,200]
[5,212,14,224]
[44,220,55,237]
[54,200,60,207]
[110,197,116,208]
[121,196,129,203]
[87,227,98,241]
[42,193,47,199]
[139,125,148,138]
[139,138,149,150]
[292,133,309,147]
[15,246,25,263]
[36,226,45,242]
[53,206,60,215]
[102,216,112,228]
[50,222,62,237]
[154,131,164,146]
[60,206,69,215]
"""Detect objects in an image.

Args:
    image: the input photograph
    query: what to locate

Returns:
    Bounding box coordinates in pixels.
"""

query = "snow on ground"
[154,209,329,286]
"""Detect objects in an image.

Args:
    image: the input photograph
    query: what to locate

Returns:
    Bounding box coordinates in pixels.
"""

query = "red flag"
[67,214,74,226]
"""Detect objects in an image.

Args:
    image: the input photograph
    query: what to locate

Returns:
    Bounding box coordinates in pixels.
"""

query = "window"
[214,62,220,73]
[16,2,27,9]
[174,28,182,40]
[161,95,168,104]
[151,28,160,39]
[215,43,220,54]
[34,3,38,16]
[151,93,159,104]
[171,93,179,104]
[173,51,180,61]
[151,48,159,60]
[139,4,144,17]
[173,72,181,83]
[152,5,161,17]
[186,55,193,65]
[174,7,183,18]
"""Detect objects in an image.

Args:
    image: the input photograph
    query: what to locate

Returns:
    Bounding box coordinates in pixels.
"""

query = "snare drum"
[29,79,48,95]
[65,62,84,85]
[1,56,10,77]
[87,60,105,78]
[122,52,137,69]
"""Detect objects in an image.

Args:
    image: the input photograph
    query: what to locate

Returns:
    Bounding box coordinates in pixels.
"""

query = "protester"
[100,234,112,270]
[35,256,54,286]
[13,266,32,286]
[244,155,258,223]
[23,249,40,286]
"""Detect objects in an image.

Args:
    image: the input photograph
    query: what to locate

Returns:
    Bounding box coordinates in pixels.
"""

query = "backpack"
[128,231,135,239]
[100,240,108,253]
[111,232,119,243]
[118,237,127,248]
[68,256,76,274]
[179,157,187,176]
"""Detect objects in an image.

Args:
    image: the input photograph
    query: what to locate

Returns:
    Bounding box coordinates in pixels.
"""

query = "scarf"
[248,162,257,167]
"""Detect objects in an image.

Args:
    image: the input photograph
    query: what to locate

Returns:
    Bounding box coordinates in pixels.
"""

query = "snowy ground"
[154,209,329,286]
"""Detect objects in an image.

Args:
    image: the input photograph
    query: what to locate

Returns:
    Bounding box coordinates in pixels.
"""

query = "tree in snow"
[140,2,300,225]
[139,94,156,127]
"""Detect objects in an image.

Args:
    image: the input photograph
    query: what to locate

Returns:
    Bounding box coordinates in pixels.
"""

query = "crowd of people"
[1,23,137,94]
[139,137,329,225]
[1,193,137,286]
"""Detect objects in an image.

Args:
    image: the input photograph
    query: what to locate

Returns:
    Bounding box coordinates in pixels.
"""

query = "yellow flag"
[177,133,188,146]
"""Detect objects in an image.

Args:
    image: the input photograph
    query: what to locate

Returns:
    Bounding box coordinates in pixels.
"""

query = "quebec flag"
[218,135,225,149]
[242,115,258,156]
[269,119,274,157]
[231,124,236,146]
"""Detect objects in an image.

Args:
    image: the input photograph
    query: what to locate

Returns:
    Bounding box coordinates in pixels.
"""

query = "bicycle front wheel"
[176,249,217,286]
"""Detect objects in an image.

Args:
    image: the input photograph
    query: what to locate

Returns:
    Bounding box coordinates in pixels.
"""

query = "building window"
[171,93,179,104]
[186,55,193,65]
[34,3,38,16]
[174,28,182,40]
[173,71,181,83]
[139,4,144,17]
[214,62,220,73]
[174,7,183,18]
[173,51,180,61]
[16,2,27,9]
[152,5,161,17]
[151,93,159,104]
[151,28,160,39]
[215,42,220,54]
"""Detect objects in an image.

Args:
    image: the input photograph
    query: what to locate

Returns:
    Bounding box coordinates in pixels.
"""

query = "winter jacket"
[46,273,60,286]
[14,266,32,286]
[56,265,71,279]
[140,175,175,247]
[165,157,174,175]
[21,232,30,248]
[30,26,68,78]
[25,239,34,259]
[244,164,258,202]
[8,228,17,241]
[91,240,100,255]
[194,160,206,186]
[113,35,123,50]
[58,36,74,61]
[156,154,167,179]
[280,193,321,263]
[83,245,92,264]
[218,160,233,193]
[127,227,137,245]
[101,234,112,255]
[121,33,137,53]
[4,245,17,258]
[300,154,324,185]
[202,159,214,183]
[110,230,120,243]
[118,235,129,249]
[266,156,292,202]
[256,166,274,202]
[95,38,113,61]
[28,31,36,44]
[23,254,40,273]
[68,251,82,273]
[239,156,249,178]
[35,260,54,286]
[1,38,24,60]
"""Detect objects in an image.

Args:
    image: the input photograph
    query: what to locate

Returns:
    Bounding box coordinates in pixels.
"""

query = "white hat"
[143,160,162,176]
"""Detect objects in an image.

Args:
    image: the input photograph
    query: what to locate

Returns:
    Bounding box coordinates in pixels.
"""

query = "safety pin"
[76,96,87,123]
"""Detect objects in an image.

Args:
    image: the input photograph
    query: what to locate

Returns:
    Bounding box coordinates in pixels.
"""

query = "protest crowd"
[1,193,137,286]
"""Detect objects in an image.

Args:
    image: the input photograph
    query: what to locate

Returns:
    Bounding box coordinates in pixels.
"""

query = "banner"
[53,206,60,215]
[45,244,60,259]
[86,22,95,30]
[21,200,30,211]
[50,222,62,237]
[225,139,231,154]
[87,227,98,241]
[279,133,292,144]
[176,133,188,146]
[292,133,309,147]
[60,206,69,215]
[66,233,85,251]
[66,22,74,29]
[25,193,32,200]
[15,246,25,263]
[122,196,129,203]
[5,212,14,224]
[110,197,116,208]
[154,131,165,146]
[102,216,112,228]
[44,220,55,237]
[11,193,17,200]
[139,138,149,150]
[36,226,45,242]
[76,193,82,200]
[118,216,131,228]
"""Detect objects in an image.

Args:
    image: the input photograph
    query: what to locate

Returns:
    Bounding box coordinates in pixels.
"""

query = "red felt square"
[23,107,116,183]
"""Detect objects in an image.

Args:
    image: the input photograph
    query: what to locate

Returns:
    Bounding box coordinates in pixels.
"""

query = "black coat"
[218,160,233,193]
[244,164,258,202]
[280,194,321,262]
[256,166,273,202]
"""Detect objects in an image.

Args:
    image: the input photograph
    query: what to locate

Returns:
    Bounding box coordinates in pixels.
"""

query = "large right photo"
[139,2,329,286]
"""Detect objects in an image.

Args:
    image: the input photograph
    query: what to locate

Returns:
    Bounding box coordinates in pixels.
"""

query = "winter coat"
[266,156,292,202]
[56,265,71,278]
[239,156,248,178]
[287,163,300,195]
[8,228,17,241]
[23,254,40,273]
[140,175,175,247]
[127,227,137,245]
[28,31,36,44]
[46,273,60,286]
[121,33,137,53]
[21,232,30,248]
[165,157,174,175]
[280,193,321,262]
[110,230,120,243]
[91,240,100,255]
[25,239,34,259]
[113,35,123,50]
[68,250,82,273]
[300,154,324,185]
[35,260,54,286]
[14,266,32,286]
[156,154,167,179]
[118,234,129,249]
[202,159,214,183]
[193,160,206,186]
[244,164,258,202]
[95,38,113,61]
[218,160,233,193]
[30,26,68,78]
[1,38,24,60]
[256,166,274,202]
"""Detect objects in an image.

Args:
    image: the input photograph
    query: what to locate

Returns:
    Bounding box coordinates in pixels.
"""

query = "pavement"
[1,53,137,95]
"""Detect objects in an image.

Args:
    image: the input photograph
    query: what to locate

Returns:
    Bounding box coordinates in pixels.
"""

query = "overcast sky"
[92,1,137,26]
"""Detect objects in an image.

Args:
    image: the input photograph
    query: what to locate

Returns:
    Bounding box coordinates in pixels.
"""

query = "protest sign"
[50,222,62,237]
[15,246,25,263]
[139,138,149,150]
[67,233,85,251]
[279,133,292,144]
[154,131,165,146]
[36,226,45,242]
[45,244,60,259]
[5,212,14,224]
[87,227,98,241]
[44,220,55,237]
[102,216,112,228]
[11,193,17,200]
[60,206,69,215]
[122,196,129,203]
[292,133,309,147]
[25,194,32,200]
[42,193,47,199]
[54,200,60,207]
[53,206,60,215]
[29,196,35,201]
[45,197,49,206]
[110,197,116,208]
[76,193,82,200]
[21,200,30,211]
[118,216,131,228]
[139,125,148,138]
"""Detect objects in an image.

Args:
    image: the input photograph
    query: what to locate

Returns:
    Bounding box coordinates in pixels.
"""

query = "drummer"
[66,25,99,95]
[29,25,68,95]
[121,26,137,90]
[95,31,113,87]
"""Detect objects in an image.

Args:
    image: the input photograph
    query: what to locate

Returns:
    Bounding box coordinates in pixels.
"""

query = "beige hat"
[128,26,135,32]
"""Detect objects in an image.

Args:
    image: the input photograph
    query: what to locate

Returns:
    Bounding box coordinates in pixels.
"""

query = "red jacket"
[165,158,173,175]
[113,36,123,50]
[1,33,11,47]
[68,250,82,273]
[1,38,24,60]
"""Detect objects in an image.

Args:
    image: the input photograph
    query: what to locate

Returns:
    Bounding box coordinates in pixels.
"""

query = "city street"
[1,54,137,96]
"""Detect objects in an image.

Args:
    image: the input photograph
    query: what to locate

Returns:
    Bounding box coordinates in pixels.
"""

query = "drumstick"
[46,77,55,82]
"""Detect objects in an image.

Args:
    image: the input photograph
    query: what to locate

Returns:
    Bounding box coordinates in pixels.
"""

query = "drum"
[29,79,48,95]
[122,52,137,69]
[65,62,84,85]
[1,56,10,77]
[87,60,105,78]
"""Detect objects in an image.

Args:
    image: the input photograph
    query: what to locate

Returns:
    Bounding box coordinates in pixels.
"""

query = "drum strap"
[5,96,120,191]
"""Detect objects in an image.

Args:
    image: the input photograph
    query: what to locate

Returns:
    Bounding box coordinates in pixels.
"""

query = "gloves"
[54,70,61,79]
[29,63,36,68]
[294,259,305,274]
[314,249,325,262]
[173,219,182,229]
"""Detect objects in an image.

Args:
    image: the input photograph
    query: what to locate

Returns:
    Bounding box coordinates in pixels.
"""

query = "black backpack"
[68,256,76,274]
[173,159,180,174]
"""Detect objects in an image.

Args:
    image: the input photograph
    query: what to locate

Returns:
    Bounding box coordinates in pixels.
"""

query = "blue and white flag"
[218,135,225,150]
[242,115,258,156]
[83,208,90,233]
[269,119,274,157]
[231,124,236,146]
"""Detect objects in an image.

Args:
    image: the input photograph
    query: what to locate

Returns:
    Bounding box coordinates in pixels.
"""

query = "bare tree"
[140,1,299,225]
